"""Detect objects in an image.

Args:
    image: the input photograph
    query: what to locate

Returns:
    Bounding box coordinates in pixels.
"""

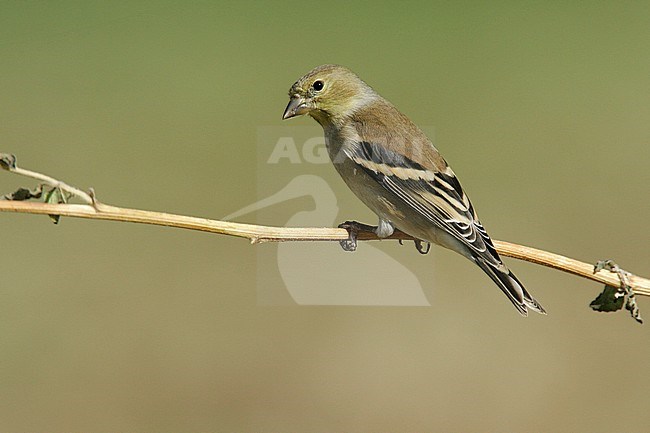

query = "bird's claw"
[337,220,376,252]
[339,228,358,252]
[414,239,431,255]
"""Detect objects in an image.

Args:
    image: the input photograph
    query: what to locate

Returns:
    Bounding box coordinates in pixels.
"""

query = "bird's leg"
[337,220,379,252]
[376,219,431,255]
[375,218,395,238]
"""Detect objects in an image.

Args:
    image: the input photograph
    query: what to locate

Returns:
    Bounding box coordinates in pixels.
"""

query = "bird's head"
[282,64,376,125]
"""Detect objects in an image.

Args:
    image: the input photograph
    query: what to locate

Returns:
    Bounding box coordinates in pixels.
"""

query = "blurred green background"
[2,1,650,431]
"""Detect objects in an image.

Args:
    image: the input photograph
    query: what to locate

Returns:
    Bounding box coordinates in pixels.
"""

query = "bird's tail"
[473,256,546,316]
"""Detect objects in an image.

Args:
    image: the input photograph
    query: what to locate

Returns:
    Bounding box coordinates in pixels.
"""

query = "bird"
[282,64,545,316]
[223,174,429,306]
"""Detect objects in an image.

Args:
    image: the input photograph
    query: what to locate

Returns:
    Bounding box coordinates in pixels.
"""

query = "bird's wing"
[344,138,503,269]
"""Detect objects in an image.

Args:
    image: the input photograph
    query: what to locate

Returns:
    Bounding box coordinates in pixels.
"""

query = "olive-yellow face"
[282,64,376,123]
[282,74,327,120]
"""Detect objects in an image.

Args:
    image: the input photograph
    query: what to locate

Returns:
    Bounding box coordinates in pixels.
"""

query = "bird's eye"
[312,80,324,91]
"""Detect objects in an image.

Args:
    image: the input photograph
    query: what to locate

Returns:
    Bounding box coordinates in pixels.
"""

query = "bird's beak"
[282,96,310,120]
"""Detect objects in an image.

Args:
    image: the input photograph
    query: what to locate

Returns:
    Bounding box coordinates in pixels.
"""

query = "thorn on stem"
[89,188,100,208]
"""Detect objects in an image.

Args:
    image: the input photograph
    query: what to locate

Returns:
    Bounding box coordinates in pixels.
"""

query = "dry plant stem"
[11,165,93,204]
[1,199,649,297]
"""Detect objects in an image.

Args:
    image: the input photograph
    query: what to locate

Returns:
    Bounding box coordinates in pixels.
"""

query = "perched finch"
[282,64,545,316]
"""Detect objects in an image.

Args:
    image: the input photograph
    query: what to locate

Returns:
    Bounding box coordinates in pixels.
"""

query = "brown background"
[2,1,649,432]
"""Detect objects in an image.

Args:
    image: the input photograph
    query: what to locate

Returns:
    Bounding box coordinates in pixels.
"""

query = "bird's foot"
[337,220,378,252]
[338,220,431,255]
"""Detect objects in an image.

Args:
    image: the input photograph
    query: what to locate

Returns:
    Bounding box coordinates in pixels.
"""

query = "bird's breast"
[324,133,399,222]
